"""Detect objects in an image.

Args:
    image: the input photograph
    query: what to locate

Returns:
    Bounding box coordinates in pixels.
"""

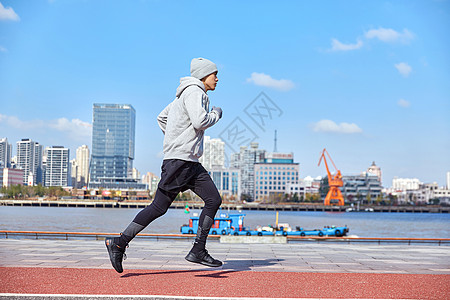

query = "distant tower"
[75,145,89,188]
[273,130,278,152]
[367,161,382,184]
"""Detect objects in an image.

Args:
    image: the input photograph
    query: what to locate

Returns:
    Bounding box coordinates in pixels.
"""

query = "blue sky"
[0,0,449,187]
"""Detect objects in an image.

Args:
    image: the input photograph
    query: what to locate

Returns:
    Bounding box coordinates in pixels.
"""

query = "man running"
[105,58,223,273]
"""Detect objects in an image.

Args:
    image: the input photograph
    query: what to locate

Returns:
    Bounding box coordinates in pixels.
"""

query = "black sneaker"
[105,237,127,273]
[185,249,222,267]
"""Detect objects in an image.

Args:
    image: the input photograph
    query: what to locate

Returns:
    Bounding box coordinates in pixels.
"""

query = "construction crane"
[318,148,345,206]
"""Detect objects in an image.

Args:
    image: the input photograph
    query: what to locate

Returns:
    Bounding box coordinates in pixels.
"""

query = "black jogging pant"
[132,159,222,230]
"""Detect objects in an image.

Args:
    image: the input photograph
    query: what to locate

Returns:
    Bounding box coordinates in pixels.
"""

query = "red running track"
[0,267,449,299]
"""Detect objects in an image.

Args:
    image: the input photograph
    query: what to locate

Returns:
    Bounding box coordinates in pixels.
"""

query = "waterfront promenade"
[0,238,449,299]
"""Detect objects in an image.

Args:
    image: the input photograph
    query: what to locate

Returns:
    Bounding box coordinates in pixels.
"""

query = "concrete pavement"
[1,238,449,274]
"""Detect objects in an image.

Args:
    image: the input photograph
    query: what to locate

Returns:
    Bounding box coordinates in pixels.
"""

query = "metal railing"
[0,230,449,245]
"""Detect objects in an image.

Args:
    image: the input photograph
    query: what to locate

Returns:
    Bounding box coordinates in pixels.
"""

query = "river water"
[0,206,449,238]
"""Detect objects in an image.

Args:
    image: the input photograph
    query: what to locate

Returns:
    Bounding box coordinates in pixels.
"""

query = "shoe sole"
[185,255,222,267]
[105,238,124,273]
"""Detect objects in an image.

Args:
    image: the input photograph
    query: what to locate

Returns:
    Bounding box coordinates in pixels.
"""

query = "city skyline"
[0,134,448,189]
[0,1,449,187]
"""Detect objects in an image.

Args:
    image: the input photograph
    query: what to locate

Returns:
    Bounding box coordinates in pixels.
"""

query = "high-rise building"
[75,145,89,188]
[89,104,136,184]
[70,159,78,188]
[199,136,225,170]
[230,142,265,200]
[0,138,12,168]
[16,139,43,185]
[142,172,160,196]
[254,152,300,202]
[132,168,141,181]
[44,146,70,187]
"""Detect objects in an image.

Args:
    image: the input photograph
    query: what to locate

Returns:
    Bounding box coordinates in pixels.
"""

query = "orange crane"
[318,148,345,206]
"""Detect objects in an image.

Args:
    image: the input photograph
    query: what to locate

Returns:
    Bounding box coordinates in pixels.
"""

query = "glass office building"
[89,104,136,184]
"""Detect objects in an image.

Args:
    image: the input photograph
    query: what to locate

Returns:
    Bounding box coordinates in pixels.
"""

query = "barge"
[180,213,349,237]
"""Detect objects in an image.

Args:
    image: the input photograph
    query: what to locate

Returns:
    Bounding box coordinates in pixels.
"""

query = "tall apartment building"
[44,146,70,187]
[132,168,141,181]
[16,139,43,185]
[142,172,160,196]
[70,145,90,188]
[70,159,77,187]
[0,138,12,168]
[89,104,136,185]
[254,152,299,202]
[199,136,225,170]
[230,142,266,200]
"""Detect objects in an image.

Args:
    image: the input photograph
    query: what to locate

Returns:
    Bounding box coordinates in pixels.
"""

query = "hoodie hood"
[176,76,206,98]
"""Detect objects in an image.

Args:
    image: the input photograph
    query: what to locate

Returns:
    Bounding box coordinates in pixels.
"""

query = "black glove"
[212,106,222,119]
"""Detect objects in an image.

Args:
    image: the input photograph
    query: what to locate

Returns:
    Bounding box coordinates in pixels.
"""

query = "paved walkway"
[0,238,449,299]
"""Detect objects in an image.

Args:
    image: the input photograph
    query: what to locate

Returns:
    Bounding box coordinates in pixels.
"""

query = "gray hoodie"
[157,77,220,162]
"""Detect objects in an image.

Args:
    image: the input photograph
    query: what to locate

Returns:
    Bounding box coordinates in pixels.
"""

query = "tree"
[356,192,363,204]
[347,194,354,203]
[366,193,372,205]
[304,193,312,203]
[375,194,383,205]
[240,193,252,202]
[319,176,329,198]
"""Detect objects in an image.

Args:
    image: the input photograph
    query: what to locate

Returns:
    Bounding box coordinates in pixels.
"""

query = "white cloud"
[0,114,44,130]
[395,62,412,77]
[365,28,414,43]
[0,45,7,52]
[311,119,363,134]
[246,72,294,91]
[0,2,20,21]
[0,114,91,140]
[398,99,410,108]
[330,38,363,51]
[48,118,92,137]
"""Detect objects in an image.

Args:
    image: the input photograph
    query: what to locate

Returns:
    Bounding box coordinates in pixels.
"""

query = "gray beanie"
[190,58,218,80]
